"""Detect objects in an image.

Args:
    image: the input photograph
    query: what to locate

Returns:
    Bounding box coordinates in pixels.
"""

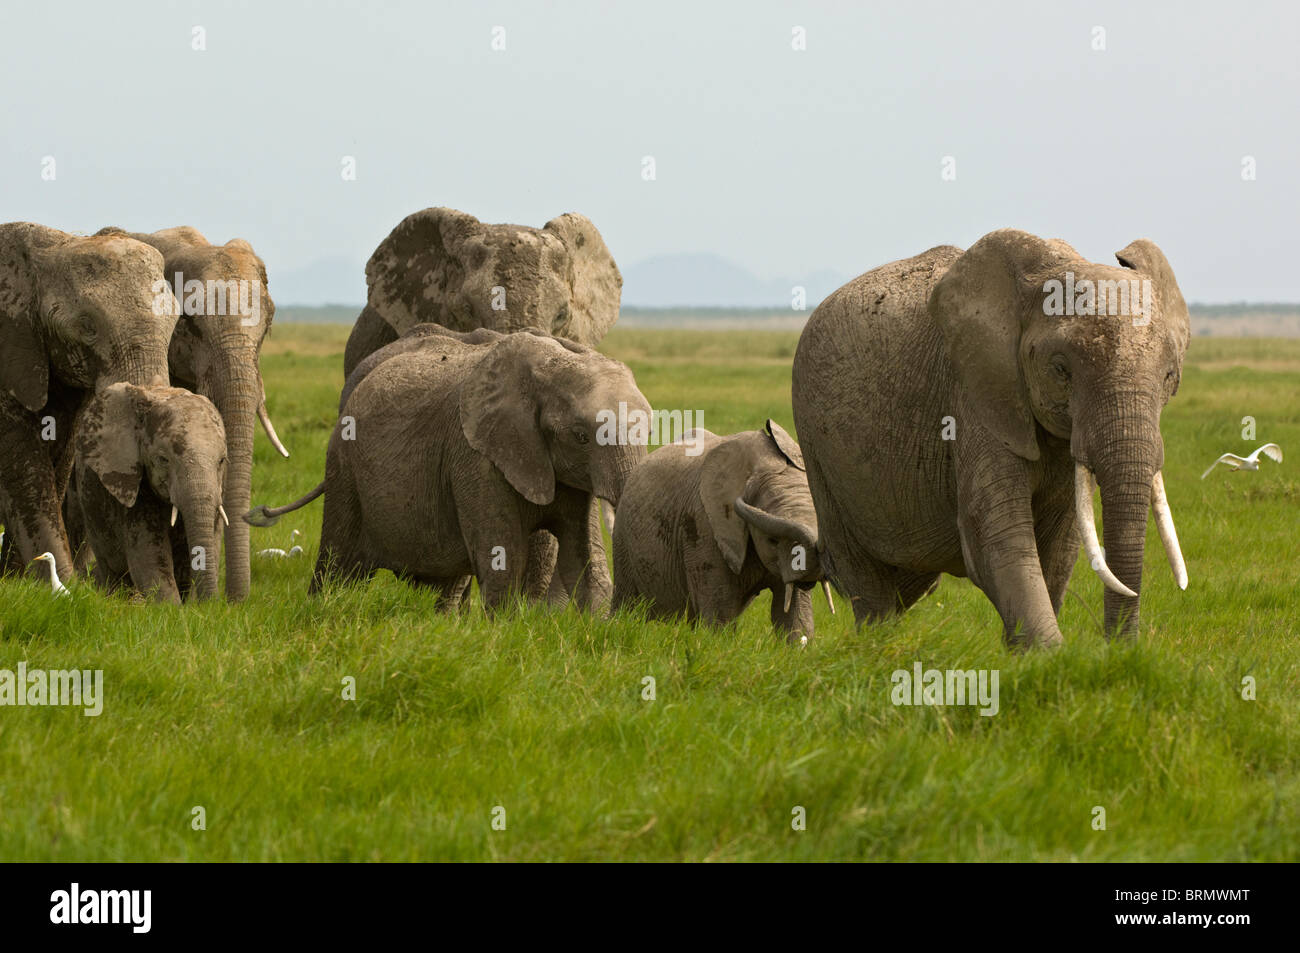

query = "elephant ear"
[1116,238,1190,356]
[459,335,556,506]
[699,432,770,574]
[366,208,481,335]
[929,228,1067,462]
[543,213,622,346]
[0,235,50,412]
[77,382,144,507]
[0,308,48,412]
[764,419,804,471]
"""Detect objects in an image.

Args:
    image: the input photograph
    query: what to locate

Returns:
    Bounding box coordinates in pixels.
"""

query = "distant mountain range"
[268,252,849,310]
[620,253,849,309]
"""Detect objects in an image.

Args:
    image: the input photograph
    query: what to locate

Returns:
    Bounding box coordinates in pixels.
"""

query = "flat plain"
[1,325,1296,861]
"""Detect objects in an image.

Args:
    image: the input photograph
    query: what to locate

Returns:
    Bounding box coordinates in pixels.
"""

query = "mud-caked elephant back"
[542,212,623,345]
[365,207,485,336]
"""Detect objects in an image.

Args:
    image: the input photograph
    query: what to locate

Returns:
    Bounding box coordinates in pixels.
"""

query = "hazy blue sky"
[2,1,1296,302]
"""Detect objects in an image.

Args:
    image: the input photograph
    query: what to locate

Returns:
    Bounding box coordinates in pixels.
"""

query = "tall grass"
[0,327,1295,860]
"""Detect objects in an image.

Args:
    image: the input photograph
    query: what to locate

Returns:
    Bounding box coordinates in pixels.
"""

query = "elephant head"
[460,333,649,507]
[699,420,830,611]
[0,223,177,410]
[98,226,283,602]
[366,208,622,347]
[77,382,228,599]
[930,228,1191,636]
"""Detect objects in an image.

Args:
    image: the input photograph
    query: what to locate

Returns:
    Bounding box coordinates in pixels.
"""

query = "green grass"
[1,327,1296,861]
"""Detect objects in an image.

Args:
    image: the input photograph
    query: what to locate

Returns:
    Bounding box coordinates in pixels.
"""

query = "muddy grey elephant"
[0,223,178,581]
[255,328,650,608]
[611,420,833,643]
[791,229,1190,649]
[73,383,228,602]
[341,208,622,379]
[95,226,287,602]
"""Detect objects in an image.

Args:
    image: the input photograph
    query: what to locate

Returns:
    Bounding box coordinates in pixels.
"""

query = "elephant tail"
[243,481,324,527]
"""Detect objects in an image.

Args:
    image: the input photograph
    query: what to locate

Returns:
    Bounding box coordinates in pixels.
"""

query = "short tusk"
[1150,471,1188,591]
[259,402,290,458]
[1074,463,1137,598]
[170,505,178,527]
[783,583,793,613]
[218,505,229,527]
[821,580,835,614]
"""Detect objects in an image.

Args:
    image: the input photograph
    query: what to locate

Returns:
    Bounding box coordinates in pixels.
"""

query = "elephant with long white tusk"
[792,229,1191,648]
[611,420,832,644]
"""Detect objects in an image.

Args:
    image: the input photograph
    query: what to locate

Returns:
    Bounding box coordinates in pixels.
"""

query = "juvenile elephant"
[611,421,831,643]
[791,229,1190,649]
[0,223,178,580]
[342,207,622,378]
[247,324,596,605]
[74,383,228,602]
[96,226,288,602]
[272,330,649,608]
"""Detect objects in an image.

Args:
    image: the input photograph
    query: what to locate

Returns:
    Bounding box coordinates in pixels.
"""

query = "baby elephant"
[612,420,832,643]
[74,383,228,602]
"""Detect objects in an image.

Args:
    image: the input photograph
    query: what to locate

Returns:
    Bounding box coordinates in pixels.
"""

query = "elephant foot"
[1003,621,1064,652]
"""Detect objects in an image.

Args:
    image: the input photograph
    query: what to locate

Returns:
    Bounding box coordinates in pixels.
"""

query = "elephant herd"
[0,208,1191,650]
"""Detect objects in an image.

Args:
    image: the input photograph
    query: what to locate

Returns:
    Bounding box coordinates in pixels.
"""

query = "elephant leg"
[438,576,473,612]
[955,448,1062,650]
[464,516,528,612]
[0,441,74,581]
[769,585,814,644]
[553,496,613,612]
[121,503,180,604]
[523,531,563,605]
[310,452,369,594]
[1033,492,1079,618]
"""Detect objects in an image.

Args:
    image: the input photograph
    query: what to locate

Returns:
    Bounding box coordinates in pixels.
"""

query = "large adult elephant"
[0,223,178,580]
[341,207,622,379]
[791,229,1190,649]
[96,226,288,601]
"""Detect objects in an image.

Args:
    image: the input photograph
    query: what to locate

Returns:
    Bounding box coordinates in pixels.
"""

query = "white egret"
[1201,443,1282,479]
[31,552,70,597]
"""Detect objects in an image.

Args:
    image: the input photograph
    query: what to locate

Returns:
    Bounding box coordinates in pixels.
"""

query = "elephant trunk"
[1081,393,1164,638]
[591,443,644,508]
[733,497,818,554]
[106,332,170,390]
[175,486,222,601]
[205,341,260,601]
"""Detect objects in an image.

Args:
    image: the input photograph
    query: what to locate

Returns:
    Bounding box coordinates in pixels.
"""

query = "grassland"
[0,326,1296,861]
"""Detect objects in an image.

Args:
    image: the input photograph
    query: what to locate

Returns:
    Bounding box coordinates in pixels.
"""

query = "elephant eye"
[572,426,590,445]
[1049,355,1070,382]
[78,314,98,342]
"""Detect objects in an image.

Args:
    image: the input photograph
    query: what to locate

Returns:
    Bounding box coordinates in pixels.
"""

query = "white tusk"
[821,580,835,614]
[170,505,178,527]
[783,583,793,613]
[1074,463,1137,598]
[1150,471,1187,591]
[258,402,290,458]
[218,505,229,527]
